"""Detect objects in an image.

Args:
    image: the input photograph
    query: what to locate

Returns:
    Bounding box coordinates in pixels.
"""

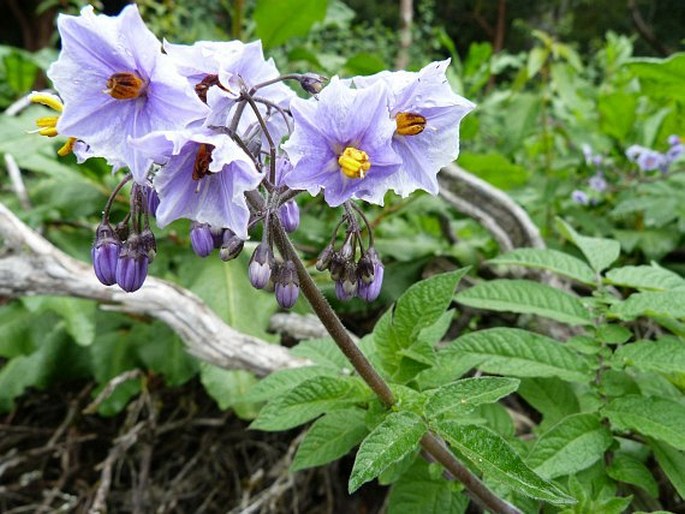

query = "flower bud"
[335,281,355,302]
[190,222,214,257]
[145,186,160,216]
[248,243,274,289]
[328,252,346,282]
[91,221,121,286]
[210,226,225,248]
[139,227,157,262]
[279,200,300,233]
[341,261,358,297]
[357,252,376,285]
[358,252,384,302]
[339,233,355,260]
[116,234,149,292]
[315,244,335,272]
[275,260,299,309]
[219,230,244,261]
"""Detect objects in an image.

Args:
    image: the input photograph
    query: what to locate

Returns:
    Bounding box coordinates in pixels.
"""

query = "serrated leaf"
[605,265,685,291]
[488,248,596,285]
[526,413,613,479]
[445,328,592,382]
[436,422,575,505]
[23,297,96,347]
[425,377,520,419]
[555,218,620,273]
[242,366,337,403]
[387,459,468,514]
[290,338,349,371]
[394,269,468,342]
[251,376,368,431]
[603,395,685,450]
[518,378,580,429]
[254,0,328,48]
[649,439,685,498]
[606,453,659,497]
[292,408,369,471]
[610,291,685,319]
[455,280,593,326]
[613,337,685,374]
[349,411,426,493]
[200,365,259,418]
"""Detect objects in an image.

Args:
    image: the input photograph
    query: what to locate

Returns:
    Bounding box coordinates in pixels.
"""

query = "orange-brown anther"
[395,112,427,136]
[193,143,215,181]
[194,74,221,103]
[106,72,146,100]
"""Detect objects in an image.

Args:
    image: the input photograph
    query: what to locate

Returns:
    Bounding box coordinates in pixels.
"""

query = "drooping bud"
[190,222,214,257]
[357,250,384,302]
[341,261,358,297]
[249,242,274,289]
[114,220,130,242]
[139,227,157,262]
[275,260,299,309]
[357,251,376,285]
[91,221,121,286]
[210,226,225,248]
[339,233,355,260]
[219,230,244,261]
[116,234,149,292]
[328,252,346,282]
[335,280,355,302]
[299,73,327,95]
[145,186,160,216]
[315,244,335,272]
[279,200,300,233]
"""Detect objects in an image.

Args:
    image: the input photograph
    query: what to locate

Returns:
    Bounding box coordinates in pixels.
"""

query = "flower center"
[193,143,215,181]
[338,147,371,179]
[395,112,426,136]
[106,72,146,100]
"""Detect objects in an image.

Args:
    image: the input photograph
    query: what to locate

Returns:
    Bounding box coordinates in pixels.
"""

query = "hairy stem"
[270,218,522,514]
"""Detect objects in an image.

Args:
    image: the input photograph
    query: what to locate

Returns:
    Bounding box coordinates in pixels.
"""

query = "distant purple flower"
[667,143,683,163]
[581,144,594,165]
[47,5,208,182]
[668,134,681,147]
[625,144,645,162]
[283,77,402,206]
[637,149,667,172]
[351,60,475,196]
[571,190,589,205]
[132,128,262,239]
[588,173,607,193]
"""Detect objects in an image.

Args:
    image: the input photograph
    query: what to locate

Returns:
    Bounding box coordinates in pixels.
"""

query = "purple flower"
[625,144,645,162]
[667,143,683,163]
[283,77,402,206]
[132,128,262,239]
[190,222,214,257]
[588,173,607,193]
[350,60,475,196]
[358,261,384,302]
[636,149,667,172]
[668,134,681,146]
[571,190,589,205]
[248,243,274,289]
[275,261,299,308]
[47,5,208,183]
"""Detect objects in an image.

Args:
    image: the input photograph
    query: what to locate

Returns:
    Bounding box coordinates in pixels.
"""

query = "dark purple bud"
[341,261,358,297]
[249,242,274,289]
[92,221,121,286]
[115,220,129,242]
[116,234,149,292]
[328,252,345,282]
[139,227,157,262]
[145,187,160,216]
[315,244,335,272]
[219,230,244,261]
[210,226,225,248]
[190,222,214,257]
[335,281,355,302]
[357,252,376,285]
[275,260,299,309]
[358,255,384,302]
[299,73,327,95]
[279,200,300,233]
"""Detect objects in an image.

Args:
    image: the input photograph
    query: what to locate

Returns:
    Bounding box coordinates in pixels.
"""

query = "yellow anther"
[106,72,146,100]
[57,138,77,157]
[338,147,371,179]
[35,116,59,128]
[29,92,64,112]
[38,126,59,137]
[395,112,426,136]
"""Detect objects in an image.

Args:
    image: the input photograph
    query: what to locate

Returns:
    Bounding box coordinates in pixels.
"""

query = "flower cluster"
[571,144,609,206]
[33,5,474,305]
[625,135,683,174]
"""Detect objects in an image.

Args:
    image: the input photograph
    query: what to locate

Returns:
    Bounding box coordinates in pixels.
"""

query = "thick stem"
[269,218,522,514]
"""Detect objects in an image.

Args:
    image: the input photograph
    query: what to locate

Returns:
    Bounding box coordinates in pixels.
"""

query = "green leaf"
[349,411,426,493]
[555,218,620,273]
[445,328,593,382]
[610,291,685,319]
[254,0,328,48]
[291,338,349,371]
[649,439,685,498]
[425,377,520,419]
[627,53,685,103]
[526,413,613,479]
[23,297,96,347]
[606,453,659,497]
[199,365,259,418]
[612,337,685,375]
[251,376,368,431]
[292,408,369,471]
[518,378,579,429]
[598,91,637,141]
[527,46,550,78]
[455,280,593,326]
[387,459,468,514]
[605,265,685,291]
[458,152,530,190]
[242,366,337,403]
[603,395,685,450]
[436,422,575,505]
[488,248,596,285]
